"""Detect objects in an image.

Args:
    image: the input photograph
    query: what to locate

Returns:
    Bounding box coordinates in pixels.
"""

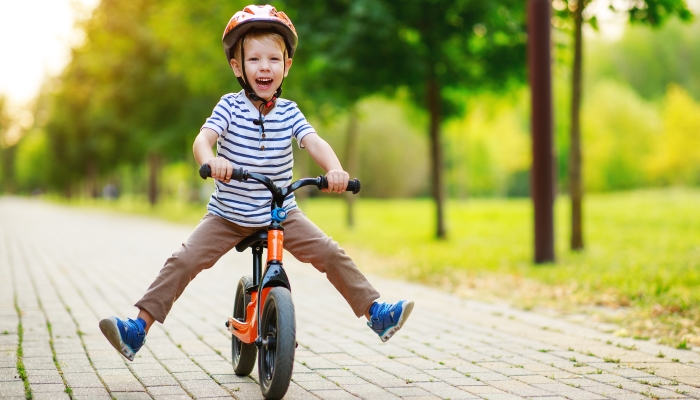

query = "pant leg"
[135,213,258,323]
[283,209,380,317]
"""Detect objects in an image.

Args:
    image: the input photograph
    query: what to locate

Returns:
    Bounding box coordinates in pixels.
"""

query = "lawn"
[55,188,700,347]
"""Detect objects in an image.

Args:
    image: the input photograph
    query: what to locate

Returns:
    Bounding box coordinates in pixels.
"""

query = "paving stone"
[221,381,263,398]
[474,394,527,400]
[31,392,71,400]
[29,383,68,393]
[532,382,608,399]
[324,374,368,385]
[0,381,26,397]
[469,371,512,381]
[413,381,479,399]
[385,385,435,397]
[179,379,230,397]
[69,386,112,400]
[63,372,104,388]
[352,375,407,387]
[309,389,359,399]
[293,377,340,391]
[27,373,64,385]
[489,379,554,397]
[338,383,402,399]
[133,374,180,387]
[100,375,145,392]
[295,355,343,370]
[171,370,211,381]
[145,385,190,396]
[110,392,152,400]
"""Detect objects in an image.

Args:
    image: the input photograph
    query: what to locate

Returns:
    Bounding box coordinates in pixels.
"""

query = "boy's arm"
[193,128,233,183]
[301,133,349,193]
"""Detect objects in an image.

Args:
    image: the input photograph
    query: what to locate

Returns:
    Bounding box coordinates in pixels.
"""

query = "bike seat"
[236,231,268,252]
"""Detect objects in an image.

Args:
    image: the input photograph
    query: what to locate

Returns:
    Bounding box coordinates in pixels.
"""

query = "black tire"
[232,276,256,376]
[258,287,296,400]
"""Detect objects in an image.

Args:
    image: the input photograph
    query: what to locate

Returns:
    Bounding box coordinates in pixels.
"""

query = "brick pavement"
[1,196,700,400]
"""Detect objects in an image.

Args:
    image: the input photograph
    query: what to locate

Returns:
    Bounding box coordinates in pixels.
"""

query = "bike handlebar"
[199,163,361,195]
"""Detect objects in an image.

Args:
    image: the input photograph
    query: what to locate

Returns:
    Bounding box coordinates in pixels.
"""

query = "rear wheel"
[258,287,295,400]
[232,275,256,375]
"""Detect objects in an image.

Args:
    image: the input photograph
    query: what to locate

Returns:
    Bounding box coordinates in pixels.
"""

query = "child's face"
[230,37,293,101]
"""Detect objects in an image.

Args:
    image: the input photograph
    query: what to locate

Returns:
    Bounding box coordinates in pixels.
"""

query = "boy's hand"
[208,158,233,183]
[324,169,349,193]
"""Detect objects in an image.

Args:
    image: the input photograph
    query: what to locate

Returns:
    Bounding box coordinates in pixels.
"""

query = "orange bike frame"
[227,286,271,343]
[227,228,284,343]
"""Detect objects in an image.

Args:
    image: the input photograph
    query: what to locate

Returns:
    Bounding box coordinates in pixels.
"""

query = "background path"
[1,197,699,400]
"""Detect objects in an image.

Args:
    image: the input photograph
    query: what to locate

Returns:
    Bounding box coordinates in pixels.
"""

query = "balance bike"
[199,164,360,399]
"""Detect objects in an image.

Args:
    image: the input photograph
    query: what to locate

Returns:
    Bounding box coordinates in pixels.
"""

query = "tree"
[555,0,692,251]
[283,0,527,238]
[281,0,419,227]
[43,0,191,201]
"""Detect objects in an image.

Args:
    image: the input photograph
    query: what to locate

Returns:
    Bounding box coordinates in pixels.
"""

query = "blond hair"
[231,29,288,62]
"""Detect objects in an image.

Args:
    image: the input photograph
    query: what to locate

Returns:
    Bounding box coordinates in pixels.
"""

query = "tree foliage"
[283,0,527,237]
[42,0,191,195]
[587,16,700,100]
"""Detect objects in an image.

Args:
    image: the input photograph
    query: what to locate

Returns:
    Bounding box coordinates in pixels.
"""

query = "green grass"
[49,188,700,345]
[304,188,700,345]
[14,296,32,400]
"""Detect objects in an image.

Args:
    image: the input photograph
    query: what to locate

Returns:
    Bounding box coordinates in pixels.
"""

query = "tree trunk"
[148,153,160,206]
[86,160,99,198]
[570,1,584,251]
[343,105,359,228]
[427,73,446,239]
[528,0,556,263]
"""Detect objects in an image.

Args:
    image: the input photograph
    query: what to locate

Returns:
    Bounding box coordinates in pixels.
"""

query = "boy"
[99,4,413,362]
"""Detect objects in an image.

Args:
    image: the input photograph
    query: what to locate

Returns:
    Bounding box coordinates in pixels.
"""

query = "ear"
[229,58,242,78]
[283,58,293,77]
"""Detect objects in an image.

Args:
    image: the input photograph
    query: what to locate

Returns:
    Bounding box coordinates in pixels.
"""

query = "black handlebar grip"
[231,168,246,182]
[319,176,361,194]
[199,164,247,181]
[199,164,212,179]
[347,178,361,194]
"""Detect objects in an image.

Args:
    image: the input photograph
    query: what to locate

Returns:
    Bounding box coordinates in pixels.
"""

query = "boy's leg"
[134,213,258,323]
[282,209,380,318]
[101,213,257,360]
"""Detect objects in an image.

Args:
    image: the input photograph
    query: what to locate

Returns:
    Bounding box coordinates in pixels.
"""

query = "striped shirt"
[201,90,316,227]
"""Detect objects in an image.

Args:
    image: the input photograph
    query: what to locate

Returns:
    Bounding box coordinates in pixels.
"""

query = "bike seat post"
[252,245,264,287]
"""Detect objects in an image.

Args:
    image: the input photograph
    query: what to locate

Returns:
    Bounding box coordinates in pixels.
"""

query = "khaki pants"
[135,210,380,323]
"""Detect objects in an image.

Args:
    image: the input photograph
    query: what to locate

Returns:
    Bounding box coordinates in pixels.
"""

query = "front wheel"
[258,287,296,400]
[232,276,256,375]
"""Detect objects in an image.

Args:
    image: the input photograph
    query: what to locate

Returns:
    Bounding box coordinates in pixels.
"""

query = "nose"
[260,59,271,71]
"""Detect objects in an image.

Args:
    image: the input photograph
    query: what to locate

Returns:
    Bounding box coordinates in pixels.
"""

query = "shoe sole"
[99,317,136,361]
[380,300,414,342]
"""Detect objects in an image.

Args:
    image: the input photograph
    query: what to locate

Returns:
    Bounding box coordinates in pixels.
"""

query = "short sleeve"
[290,105,316,148]
[201,96,232,136]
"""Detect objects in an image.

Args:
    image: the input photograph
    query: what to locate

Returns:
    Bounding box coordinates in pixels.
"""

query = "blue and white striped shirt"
[201,90,316,227]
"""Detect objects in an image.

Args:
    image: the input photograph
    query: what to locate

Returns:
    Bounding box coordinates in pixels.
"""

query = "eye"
[247,57,258,62]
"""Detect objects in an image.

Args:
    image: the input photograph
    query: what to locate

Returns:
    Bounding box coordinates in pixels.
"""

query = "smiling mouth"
[255,78,273,89]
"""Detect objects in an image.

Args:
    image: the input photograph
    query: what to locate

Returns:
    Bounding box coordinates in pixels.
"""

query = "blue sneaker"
[99,317,146,361]
[367,300,414,342]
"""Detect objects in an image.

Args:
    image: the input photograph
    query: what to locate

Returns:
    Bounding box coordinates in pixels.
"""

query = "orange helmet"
[222,5,298,61]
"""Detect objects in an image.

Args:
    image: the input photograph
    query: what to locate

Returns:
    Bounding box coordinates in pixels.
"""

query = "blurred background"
[0,0,698,346]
